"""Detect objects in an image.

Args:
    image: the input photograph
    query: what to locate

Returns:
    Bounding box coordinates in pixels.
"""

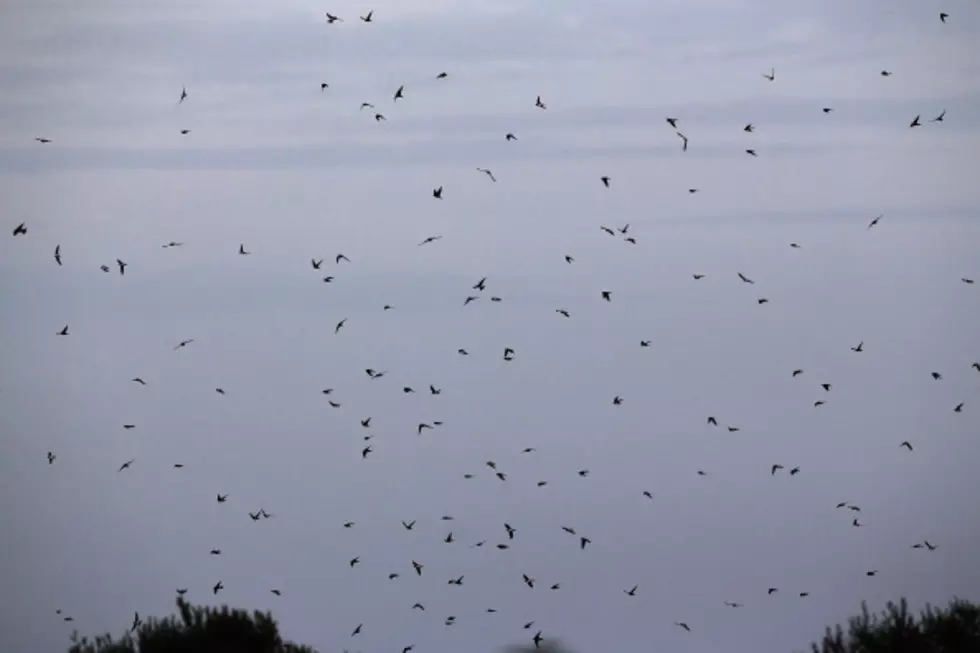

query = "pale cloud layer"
[1,1,979,653]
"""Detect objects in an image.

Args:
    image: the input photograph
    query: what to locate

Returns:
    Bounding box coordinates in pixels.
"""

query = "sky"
[1,1,979,652]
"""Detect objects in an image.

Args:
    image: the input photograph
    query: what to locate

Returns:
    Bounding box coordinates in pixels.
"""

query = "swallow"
[360,102,375,111]
[727,425,739,432]
[790,243,801,248]
[249,511,261,521]
[772,464,784,475]
[900,441,913,451]
[763,68,775,81]
[724,601,743,608]
[116,259,128,275]
[503,347,515,361]
[320,82,329,91]
[640,340,651,347]
[931,110,946,123]
[533,631,544,648]
[535,95,546,109]
[430,385,441,394]
[394,85,404,101]
[910,115,921,128]
[351,624,362,636]
[476,167,497,182]
[768,588,778,595]
[758,298,769,305]
[336,253,350,264]
[375,113,386,121]
[738,272,754,284]
[54,245,62,265]
[213,580,223,595]
[402,520,416,530]
[504,523,516,539]
[350,557,360,567]
[666,117,678,128]
[642,490,653,499]
[362,445,372,459]
[565,255,574,263]
[580,536,591,549]
[624,585,638,596]
[814,400,825,407]
[360,10,373,22]
[675,622,691,632]
[448,575,463,585]
[239,244,250,255]
[866,570,878,577]
[57,325,69,336]
[954,403,964,412]
[418,423,433,435]
[822,384,832,391]
[676,132,688,151]
[556,309,570,318]
[789,467,800,475]
[707,416,717,425]
[412,560,423,575]
[822,107,833,113]
[613,396,623,405]
[851,341,864,352]
[744,124,754,132]
[13,222,26,236]
[210,549,221,555]
[325,12,342,23]
[963,278,974,284]
[176,588,187,595]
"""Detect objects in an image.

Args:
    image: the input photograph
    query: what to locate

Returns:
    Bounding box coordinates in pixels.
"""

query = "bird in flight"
[746,149,758,156]
[437,72,448,79]
[116,259,128,275]
[375,113,386,121]
[47,452,56,464]
[505,133,518,141]
[13,222,26,236]
[174,339,194,350]
[851,341,864,353]
[320,83,329,91]
[931,110,946,123]
[57,325,69,336]
[394,85,404,101]
[239,244,250,255]
[676,131,689,151]
[601,176,611,188]
[910,115,922,128]
[335,319,347,334]
[763,68,775,81]
[418,236,442,246]
[881,70,893,77]
[940,12,948,23]
[179,87,187,103]
[476,168,496,182]
[325,12,342,23]
[535,95,546,109]
[54,246,62,265]
[738,272,754,284]
[360,10,373,22]
[868,214,882,229]
[900,441,913,451]
[666,117,678,128]
[744,124,754,132]
[433,186,443,199]
[675,622,691,632]
[624,584,638,596]
[118,458,135,472]
[35,137,51,144]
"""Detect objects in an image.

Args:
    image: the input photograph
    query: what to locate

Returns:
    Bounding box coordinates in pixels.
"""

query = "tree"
[810,597,980,653]
[67,597,317,653]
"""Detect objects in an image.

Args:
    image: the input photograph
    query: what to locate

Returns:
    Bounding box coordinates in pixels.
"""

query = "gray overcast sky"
[1,1,979,652]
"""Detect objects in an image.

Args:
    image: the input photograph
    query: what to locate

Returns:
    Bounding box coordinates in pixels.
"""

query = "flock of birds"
[8,7,977,653]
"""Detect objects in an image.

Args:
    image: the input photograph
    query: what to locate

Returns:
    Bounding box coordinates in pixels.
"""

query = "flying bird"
[763,68,775,81]
[335,319,347,334]
[433,186,443,199]
[394,85,404,101]
[940,12,948,23]
[851,341,864,353]
[675,622,691,632]
[325,12,342,23]
[676,132,689,151]
[505,133,517,141]
[437,72,448,79]
[476,167,497,182]
[54,245,62,265]
[116,259,128,275]
[868,214,882,229]
[360,10,373,22]
[179,87,187,103]
[57,325,69,336]
[535,95,546,109]
[738,272,754,284]
[910,115,921,128]
[624,585,638,596]
[118,458,135,472]
[238,244,250,255]
[13,222,26,236]
[418,236,442,246]
[601,176,610,187]
[666,117,678,128]
[173,339,194,350]
[900,441,913,451]
[35,137,51,143]
[336,253,350,264]
[931,110,946,123]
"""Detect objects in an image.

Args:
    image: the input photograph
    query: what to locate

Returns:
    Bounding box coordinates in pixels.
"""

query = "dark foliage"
[810,597,980,653]
[67,597,317,653]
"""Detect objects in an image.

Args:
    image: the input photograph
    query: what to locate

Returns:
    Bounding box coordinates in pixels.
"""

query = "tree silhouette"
[67,597,317,653]
[810,597,980,653]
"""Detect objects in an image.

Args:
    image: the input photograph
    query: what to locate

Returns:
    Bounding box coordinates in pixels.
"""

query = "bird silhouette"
[13,222,26,236]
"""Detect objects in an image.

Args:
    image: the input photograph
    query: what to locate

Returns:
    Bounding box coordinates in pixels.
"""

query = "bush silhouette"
[810,597,980,653]
[67,597,317,653]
